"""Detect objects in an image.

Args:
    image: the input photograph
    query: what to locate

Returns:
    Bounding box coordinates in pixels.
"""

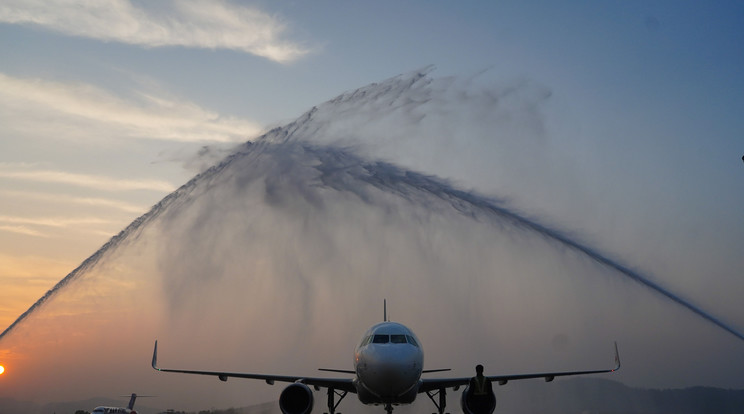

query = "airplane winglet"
[612,341,621,371]
[152,340,160,370]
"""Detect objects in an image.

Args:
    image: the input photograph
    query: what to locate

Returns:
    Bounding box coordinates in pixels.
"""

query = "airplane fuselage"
[353,321,423,405]
[92,393,138,414]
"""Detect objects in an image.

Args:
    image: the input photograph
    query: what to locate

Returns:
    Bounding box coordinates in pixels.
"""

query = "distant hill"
[496,378,744,414]
[0,397,35,414]
[3,379,742,414]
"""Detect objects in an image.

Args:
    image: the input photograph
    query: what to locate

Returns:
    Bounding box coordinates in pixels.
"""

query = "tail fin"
[127,393,137,410]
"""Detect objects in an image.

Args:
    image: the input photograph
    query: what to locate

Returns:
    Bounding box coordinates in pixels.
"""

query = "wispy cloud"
[0,72,262,143]
[0,225,48,237]
[0,215,113,228]
[0,190,146,214]
[0,213,119,238]
[0,0,309,63]
[0,164,176,192]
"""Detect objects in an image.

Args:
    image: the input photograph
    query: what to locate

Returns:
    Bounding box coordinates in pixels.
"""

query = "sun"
[0,365,4,375]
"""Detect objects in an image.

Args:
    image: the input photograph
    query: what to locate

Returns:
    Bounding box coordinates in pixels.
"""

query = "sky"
[0,0,743,410]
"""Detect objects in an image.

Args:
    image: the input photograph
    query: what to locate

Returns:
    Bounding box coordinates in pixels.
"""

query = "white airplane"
[92,393,139,414]
[152,305,620,414]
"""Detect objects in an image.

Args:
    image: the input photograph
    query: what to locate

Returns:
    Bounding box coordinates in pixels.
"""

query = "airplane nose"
[380,356,417,375]
[359,347,421,397]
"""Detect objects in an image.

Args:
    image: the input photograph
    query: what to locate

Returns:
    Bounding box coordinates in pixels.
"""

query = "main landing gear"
[425,388,449,414]
[324,387,348,414]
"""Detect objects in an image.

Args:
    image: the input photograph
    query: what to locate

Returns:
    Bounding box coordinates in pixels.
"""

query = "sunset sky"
[1,0,743,407]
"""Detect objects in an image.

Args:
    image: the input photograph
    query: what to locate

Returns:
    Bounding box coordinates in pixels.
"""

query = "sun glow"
[0,365,4,375]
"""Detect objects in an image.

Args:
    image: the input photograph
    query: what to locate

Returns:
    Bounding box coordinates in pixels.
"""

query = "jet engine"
[460,385,496,414]
[279,383,314,414]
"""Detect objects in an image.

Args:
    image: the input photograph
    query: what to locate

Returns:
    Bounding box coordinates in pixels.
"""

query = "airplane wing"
[419,342,620,393]
[151,341,357,393]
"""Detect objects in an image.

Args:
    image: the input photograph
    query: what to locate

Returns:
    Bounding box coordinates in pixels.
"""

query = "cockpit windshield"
[361,333,420,347]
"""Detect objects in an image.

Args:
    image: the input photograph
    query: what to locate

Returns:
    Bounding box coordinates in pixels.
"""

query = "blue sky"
[0,0,743,394]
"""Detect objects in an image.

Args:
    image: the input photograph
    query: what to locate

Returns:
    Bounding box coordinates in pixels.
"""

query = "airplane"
[151,304,620,414]
[92,393,139,414]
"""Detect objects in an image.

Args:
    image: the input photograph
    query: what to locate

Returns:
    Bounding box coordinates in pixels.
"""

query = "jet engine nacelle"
[460,385,496,414]
[279,383,314,414]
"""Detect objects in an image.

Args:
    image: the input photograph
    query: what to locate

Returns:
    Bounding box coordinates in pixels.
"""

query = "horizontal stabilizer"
[318,368,356,374]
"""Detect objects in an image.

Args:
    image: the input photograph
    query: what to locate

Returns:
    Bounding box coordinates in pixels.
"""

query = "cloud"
[0,215,114,229]
[0,73,262,144]
[0,213,118,238]
[0,225,48,237]
[0,0,308,63]
[0,190,146,214]
[0,164,176,192]
[0,211,123,238]
[0,215,115,238]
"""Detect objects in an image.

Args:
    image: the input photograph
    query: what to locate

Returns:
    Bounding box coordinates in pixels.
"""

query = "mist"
[0,68,742,412]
